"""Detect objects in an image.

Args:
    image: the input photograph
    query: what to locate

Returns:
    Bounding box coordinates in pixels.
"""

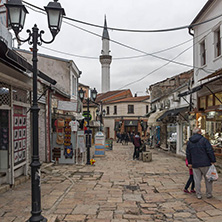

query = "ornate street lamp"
[5,1,65,222]
[78,87,97,165]
[78,87,85,101]
[91,87,97,101]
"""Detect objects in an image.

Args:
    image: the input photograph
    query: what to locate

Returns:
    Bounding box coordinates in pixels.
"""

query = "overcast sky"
[18,0,209,96]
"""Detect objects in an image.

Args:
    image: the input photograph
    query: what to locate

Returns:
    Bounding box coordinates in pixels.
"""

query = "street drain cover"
[124,185,138,191]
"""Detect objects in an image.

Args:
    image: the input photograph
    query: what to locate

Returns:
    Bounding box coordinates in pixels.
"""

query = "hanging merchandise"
[57,118,65,128]
[64,144,73,159]
[55,118,64,145]
[13,106,27,165]
[56,133,64,145]
[69,120,79,132]
[64,118,71,145]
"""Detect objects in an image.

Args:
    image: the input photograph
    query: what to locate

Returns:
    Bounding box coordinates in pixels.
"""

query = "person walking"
[133,132,142,160]
[184,158,195,194]
[116,131,121,143]
[125,132,130,145]
[130,131,135,143]
[186,128,216,199]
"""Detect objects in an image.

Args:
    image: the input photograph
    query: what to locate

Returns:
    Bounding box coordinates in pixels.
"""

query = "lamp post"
[5,1,65,221]
[78,87,97,165]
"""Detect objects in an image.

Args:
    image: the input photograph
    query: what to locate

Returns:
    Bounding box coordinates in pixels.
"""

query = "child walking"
[184,158,195,193]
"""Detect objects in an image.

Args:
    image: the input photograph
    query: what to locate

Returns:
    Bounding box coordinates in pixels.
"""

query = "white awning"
[147,110,166,126]
[73,112,84,120]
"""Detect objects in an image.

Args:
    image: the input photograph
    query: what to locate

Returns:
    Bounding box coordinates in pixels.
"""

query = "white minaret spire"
[100,16,112,93]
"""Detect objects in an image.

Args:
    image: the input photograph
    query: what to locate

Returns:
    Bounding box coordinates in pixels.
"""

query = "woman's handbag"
[57,118,65,128]
[206,165,218,182]
[56,132,64,145]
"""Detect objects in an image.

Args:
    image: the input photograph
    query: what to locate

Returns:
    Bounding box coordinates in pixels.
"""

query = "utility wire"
[23,0,222,33]
[119,29,215,89]
[25,3,195,68]
[24,1,193,60]
[22,1,217,89]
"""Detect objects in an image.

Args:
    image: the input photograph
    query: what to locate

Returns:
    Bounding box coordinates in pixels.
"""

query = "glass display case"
[205,111,222,155]
[167,124,177,152]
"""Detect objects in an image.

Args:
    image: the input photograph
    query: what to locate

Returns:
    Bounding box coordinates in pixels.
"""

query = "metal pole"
[28,24,47,222]
[86,98,90,165]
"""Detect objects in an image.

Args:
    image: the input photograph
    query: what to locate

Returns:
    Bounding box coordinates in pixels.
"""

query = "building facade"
[189,0,222,156]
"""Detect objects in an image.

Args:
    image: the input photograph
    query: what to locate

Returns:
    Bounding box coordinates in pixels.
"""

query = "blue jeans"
[185,174,195,190]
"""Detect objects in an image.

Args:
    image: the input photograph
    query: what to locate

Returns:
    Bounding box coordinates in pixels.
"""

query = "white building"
[189,0,222,156]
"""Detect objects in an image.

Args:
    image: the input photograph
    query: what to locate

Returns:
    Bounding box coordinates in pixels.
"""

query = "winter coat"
[133,135,142,148]
[186,134,216,168]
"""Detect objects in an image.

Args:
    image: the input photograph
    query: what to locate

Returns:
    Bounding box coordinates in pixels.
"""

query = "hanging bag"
[57,118,65,128]
[206,165,218,182]
[56,132,64,145]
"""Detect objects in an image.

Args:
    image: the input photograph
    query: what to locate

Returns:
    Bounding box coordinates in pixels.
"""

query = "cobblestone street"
[0,142,222,222]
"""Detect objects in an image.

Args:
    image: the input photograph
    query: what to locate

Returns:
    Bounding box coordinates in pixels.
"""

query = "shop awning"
[73,112,84,120]
[145,109,155,117]
[199,68,222,81]
[0,40,56,85]
[124,120,138,126]
[157,107,188,121]
[147,110,166,126]
[178,85,203,97]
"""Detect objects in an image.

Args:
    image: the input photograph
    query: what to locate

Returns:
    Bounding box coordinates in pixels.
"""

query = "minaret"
[100,16,112,93]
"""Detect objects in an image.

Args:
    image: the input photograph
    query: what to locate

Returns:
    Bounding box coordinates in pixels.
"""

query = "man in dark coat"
[133,132,142,160]
[186,128,216,199]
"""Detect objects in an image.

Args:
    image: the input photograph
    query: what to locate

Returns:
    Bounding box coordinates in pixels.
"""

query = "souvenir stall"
[51,100,85,164]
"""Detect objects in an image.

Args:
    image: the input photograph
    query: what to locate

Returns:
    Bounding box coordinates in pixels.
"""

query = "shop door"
[106,127,110,139]
[0,110,9,172]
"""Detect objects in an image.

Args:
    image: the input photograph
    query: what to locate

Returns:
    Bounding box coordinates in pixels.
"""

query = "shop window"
[214,28,221,58]
[146,105,149,114]
[167,124,177,153]
[113,105,117,115]
[0,82,10,106]
[200,40,206,66]
[199,96,206,110]
[13,87,29,104]
[128,105,134,114]
[215,92,222,106]
[106,106,109,115]
[206,115,222,153]
[72,76,77,96]
[207,94,213,107]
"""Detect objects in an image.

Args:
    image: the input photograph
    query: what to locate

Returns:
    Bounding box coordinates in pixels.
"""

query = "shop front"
[195,75,222,157]
[124,120,138,134]
[196,111,222,156]
[147,110,166,148]
[157,107,189,154]
[0,80,31,185]
[51,98,85,164]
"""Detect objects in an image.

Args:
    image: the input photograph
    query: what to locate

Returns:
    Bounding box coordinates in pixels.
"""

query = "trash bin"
[105,139,113,150]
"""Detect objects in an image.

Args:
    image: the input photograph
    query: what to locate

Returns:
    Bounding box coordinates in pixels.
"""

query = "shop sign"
[83,111,92,121]
[57,100,77,112]
[124,120,138,126]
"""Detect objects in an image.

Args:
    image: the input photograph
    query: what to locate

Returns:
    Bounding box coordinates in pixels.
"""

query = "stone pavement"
[0,142,222,222]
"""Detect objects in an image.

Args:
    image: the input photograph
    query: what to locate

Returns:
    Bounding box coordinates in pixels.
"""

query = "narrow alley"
[0,143,222,222]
